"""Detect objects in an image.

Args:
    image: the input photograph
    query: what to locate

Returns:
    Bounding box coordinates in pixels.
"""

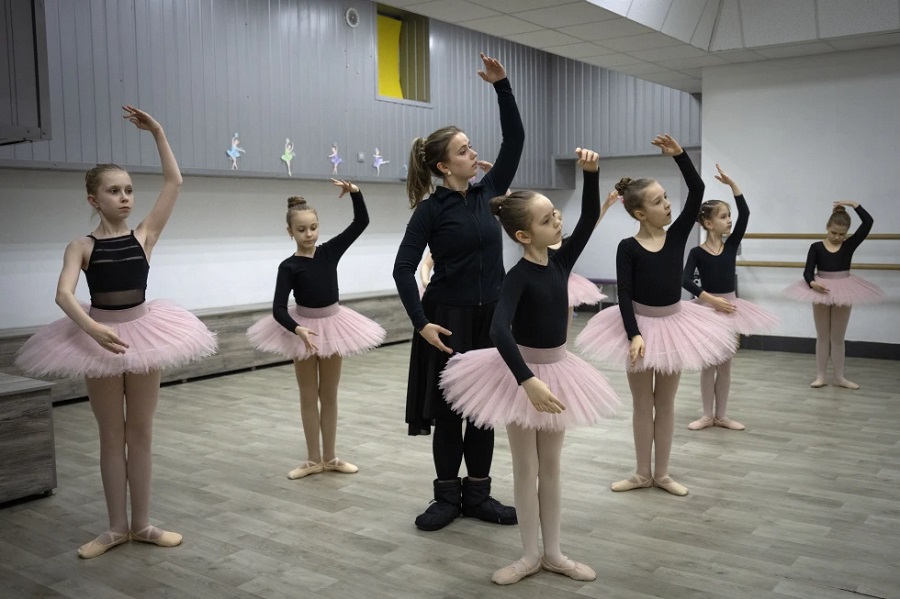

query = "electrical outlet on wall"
[357,152,365,162]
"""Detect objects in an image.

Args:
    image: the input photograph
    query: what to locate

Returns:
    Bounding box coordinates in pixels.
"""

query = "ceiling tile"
[505,29,584,48]
[629,43,710,61]
[661,0,708,44]
[817,0,900,39]
[515,3,620,28]
[656,54,729,70]
[601,31,684,52]
[402,0,500,22]
[581,53,646,67]
[740,0,818,47]
[713,48,768,62]
[753,41,837,58]
[457,15,545,36]
[710,0,744,51]
[545,42,617,58]
[559,17,655,41]
[826,31,900,50]
[483,0,579,12]
[627,0,672,30]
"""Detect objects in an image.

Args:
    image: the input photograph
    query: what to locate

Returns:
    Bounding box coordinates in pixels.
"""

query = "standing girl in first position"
[441,148,619,585]
[16,107,217,558]
[784,202,882,389]
[576,135,737,496]
[393,53,523,531]
[682,165,779,431]
[248,180,385,479]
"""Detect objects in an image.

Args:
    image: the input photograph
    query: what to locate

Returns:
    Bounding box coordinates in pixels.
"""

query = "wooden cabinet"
[0,374,56,504]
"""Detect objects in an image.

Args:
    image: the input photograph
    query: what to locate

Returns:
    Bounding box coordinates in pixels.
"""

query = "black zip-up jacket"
[393,77,525,331]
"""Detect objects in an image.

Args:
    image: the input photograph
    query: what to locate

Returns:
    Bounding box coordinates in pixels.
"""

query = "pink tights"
[506,424,566,566]
[699,359,732,419]
[812,304,852,382]
[85,371,161,537]
[626,370,681,478]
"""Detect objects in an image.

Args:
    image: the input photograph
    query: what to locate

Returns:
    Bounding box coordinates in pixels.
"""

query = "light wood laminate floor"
[1,318,898,598]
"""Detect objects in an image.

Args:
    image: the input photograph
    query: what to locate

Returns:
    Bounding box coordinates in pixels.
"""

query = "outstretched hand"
[477,53,506,83]
[122,105,161,133]
[575,147,599,172]
[603,191,620,211]
[331,178,359,197]
[714,163,742,195]
[651,134,683,156]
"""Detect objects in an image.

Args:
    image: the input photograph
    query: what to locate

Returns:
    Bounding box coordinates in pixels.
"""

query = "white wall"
[0,170,410,329]
[702,46,900,344]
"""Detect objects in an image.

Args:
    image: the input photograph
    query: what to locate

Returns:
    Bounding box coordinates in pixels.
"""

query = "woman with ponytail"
[392,52,524,532]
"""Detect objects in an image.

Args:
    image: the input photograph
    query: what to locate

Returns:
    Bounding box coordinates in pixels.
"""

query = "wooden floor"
[1,317,899,599]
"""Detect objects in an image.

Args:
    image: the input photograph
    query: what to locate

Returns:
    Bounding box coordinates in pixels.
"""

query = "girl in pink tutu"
[784,202,881,389]
[441,148,618,584]
[247,180,385,479]
[15,107,217,559]
[576,135,737,496]
[393,53,522,532]
[682,165,779,431]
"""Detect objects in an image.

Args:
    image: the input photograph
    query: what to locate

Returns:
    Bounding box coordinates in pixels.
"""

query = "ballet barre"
[742,233,900,240]
[736,261,900,270]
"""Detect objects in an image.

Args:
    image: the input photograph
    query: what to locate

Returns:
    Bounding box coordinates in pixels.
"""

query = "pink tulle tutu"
[247,303,385,360]
[440,344,619,431]
[575,301,737,373]
[15,300,217,378]
[784,271,884,306]
[567,273,607,308]
[694,292,780,335]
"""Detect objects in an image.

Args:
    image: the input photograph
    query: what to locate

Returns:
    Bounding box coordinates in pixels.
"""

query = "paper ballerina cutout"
[373,148,390,176]
[329,143,342,175]
[281,138,295,176]
[226,133,246,170]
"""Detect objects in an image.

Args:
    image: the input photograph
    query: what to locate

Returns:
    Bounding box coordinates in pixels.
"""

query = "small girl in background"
[16,107,217,558]
[441,148,619,585]
[576,135,737,497]
[247,180,385,479]
[784,202,881,389]
[682,165,779,431]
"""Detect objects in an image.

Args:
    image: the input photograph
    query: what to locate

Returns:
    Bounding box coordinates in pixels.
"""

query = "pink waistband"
[817,271,850,280]
[633,301,681,317]
[518,344,566,364]
[294,303,340,318]
[89,302,149,324]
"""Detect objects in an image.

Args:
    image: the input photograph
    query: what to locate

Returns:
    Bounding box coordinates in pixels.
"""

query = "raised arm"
[321,180,369,258]
[476,53,525,200]
[715,164,748,248]
[554,148,601,273]
[652,135,704,241]
[128,106,183,255]
[841,202,873,252]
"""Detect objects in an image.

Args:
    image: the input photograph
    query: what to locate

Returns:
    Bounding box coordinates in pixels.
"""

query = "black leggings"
[433,414,494,480]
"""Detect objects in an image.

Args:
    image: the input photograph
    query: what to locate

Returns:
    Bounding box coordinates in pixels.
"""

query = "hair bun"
[287,196,306,209]
[833,204,847,214]
[489,195,505,217]
[615,177,633,195]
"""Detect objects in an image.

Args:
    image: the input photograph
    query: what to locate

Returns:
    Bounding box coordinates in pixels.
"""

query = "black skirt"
[405,297,496,435]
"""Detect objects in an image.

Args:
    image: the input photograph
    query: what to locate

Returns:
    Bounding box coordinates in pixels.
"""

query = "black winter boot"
[415,478,462,531]
[461,476,517,525]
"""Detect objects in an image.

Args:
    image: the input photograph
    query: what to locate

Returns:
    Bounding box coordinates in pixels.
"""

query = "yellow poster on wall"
[377,15,404,99]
